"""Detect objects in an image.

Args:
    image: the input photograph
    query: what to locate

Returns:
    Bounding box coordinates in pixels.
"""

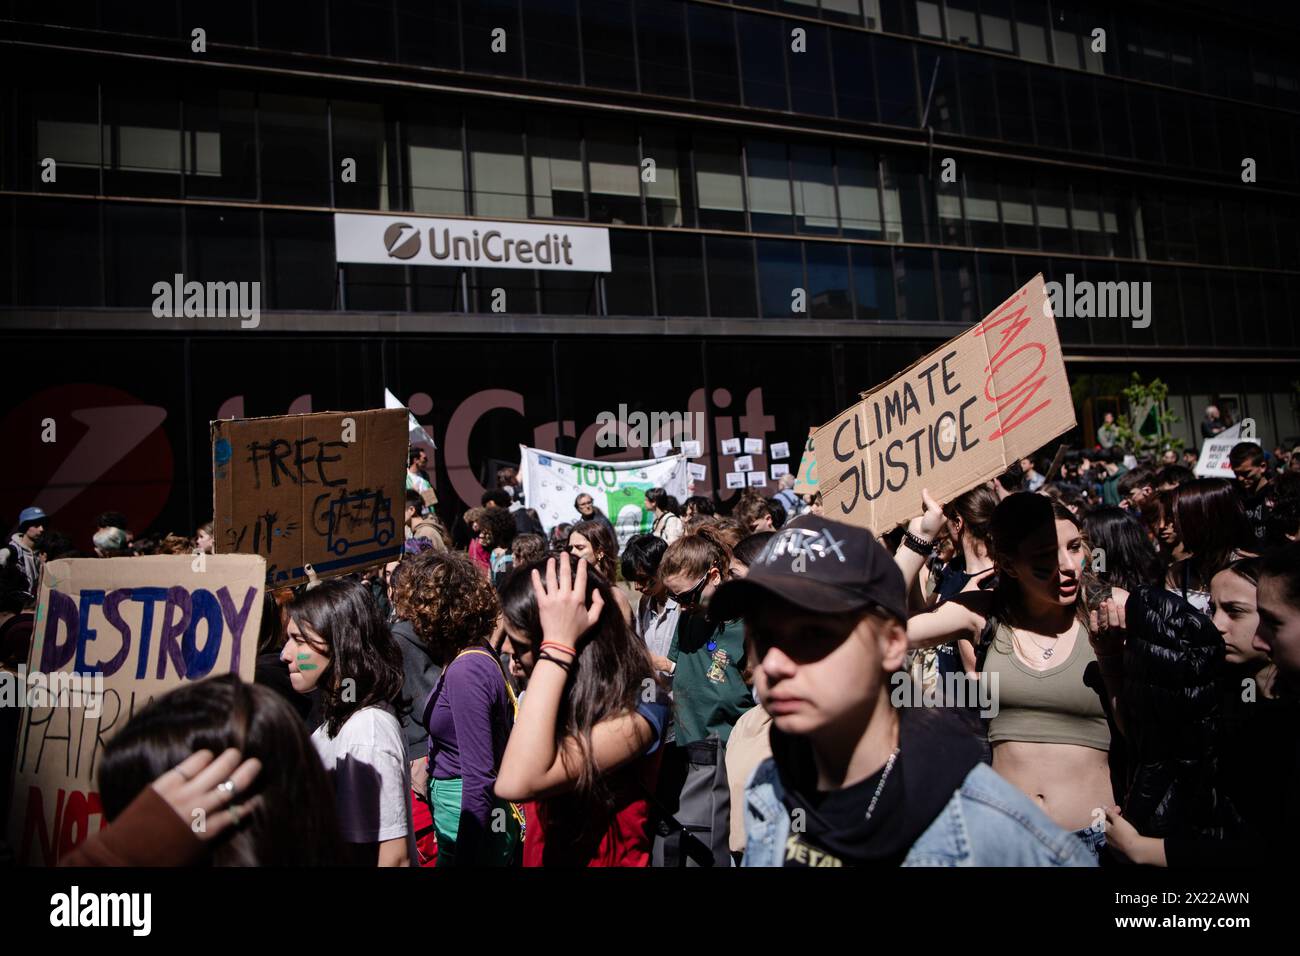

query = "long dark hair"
[1174,478,1254,580]
[285,577,405,738]
[571,518,619,582]
[645,487,681,516]
[99,674,344,865]
[1083,506,1165,593]
[499,554,656,811]
[943,484,999,550]
[989,492,1095,633]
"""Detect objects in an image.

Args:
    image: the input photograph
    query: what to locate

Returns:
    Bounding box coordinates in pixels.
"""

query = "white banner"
[1195,422,1243,478]
[335,213,611,272]
[517,445,688,551]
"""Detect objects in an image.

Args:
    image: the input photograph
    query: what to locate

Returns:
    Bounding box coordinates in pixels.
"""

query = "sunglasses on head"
[667,570,711,606]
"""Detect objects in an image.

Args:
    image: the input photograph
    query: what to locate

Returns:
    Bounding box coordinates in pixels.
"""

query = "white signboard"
[1195,422,1243,478]
[334,213,612,272]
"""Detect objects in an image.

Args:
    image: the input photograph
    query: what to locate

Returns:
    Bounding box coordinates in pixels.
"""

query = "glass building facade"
[1,0,1297,530]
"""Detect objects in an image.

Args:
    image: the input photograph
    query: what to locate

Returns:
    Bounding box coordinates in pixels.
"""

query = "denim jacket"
[743,759,1097,867]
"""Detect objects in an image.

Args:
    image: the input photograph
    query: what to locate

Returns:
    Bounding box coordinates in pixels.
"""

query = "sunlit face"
[749,606,904,737]
[502,623,537,680]
[1232,459,1266,492]
[576,496,596,517]
[281,617,331,693]
[196,527,214,553]
[1256,575,1300,676]
[1001,518,1085,609]
[568,531,596,567]
[661,567,722,614]
[1211,569,1265,666]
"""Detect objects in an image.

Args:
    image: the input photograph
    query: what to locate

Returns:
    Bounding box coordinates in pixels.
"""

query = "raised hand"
[531,556,605,652]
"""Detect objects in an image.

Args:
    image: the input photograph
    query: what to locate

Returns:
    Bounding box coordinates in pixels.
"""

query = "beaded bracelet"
[540,641,578,657]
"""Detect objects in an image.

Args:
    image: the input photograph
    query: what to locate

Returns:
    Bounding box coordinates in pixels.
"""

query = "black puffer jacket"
[1120,586,1229,839]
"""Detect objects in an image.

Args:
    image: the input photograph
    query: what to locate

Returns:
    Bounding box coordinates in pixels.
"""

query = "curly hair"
[477,506,517,551]
[389,550,500,662]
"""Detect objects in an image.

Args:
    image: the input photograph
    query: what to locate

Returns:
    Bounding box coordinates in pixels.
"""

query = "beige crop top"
[983,621,1110,752]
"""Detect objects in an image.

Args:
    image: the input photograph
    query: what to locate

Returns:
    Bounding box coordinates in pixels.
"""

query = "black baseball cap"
[710,514,907,624]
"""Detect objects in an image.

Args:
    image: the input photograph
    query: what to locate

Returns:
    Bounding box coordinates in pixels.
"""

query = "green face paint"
[296,653,318,672]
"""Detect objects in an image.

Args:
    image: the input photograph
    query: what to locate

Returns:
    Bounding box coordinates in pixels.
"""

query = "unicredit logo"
[384,222,421,259]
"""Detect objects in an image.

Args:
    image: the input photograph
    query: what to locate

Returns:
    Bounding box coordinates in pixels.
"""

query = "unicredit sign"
[334,213,611,272]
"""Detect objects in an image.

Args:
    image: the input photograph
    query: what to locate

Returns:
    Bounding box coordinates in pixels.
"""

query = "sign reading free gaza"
[334,213,612,272]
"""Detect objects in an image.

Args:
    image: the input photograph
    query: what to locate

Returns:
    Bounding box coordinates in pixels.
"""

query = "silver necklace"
[865,747,901,822]
[1017,631,1057,660]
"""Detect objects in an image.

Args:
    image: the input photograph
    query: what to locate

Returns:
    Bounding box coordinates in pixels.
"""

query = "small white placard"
[770,441,790,460]
[747,471,768,488]
[688,462,707,481]
[744,437,764,455]
[721,438,741,455]
[681,440,702,458]
[725,472,746,489]
[770,463,790,478]
[734,455,754,473]
[652,440,673,458]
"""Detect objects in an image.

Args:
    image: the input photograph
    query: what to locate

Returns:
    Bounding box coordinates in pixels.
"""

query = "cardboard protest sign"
[7,555,265,865]
[793,429,819,495]
[1195,422,1243,478]
[812,274,1075,533]
[517,445,689,550]
[212,408,407,586]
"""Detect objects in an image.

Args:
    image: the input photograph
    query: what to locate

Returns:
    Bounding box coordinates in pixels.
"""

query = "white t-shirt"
[312,705,415,861]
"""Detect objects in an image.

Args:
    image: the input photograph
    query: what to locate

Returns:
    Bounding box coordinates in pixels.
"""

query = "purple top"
[424,650,512,855]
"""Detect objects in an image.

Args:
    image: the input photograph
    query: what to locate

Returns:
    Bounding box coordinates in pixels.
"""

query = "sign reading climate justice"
[813,274,1075,534]
[334,213,612,272]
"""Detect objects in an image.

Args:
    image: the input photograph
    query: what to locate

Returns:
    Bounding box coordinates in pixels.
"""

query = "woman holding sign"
[906,494,1114,860]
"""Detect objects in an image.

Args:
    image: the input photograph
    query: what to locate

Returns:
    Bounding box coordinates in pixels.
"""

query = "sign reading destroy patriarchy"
[7,555,264,865]
[212,408,407,586]
[813,274,1075,533]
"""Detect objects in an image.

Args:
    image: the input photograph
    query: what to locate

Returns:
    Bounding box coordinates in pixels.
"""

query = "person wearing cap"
[7,506,46,594]
[714,513,1096,867]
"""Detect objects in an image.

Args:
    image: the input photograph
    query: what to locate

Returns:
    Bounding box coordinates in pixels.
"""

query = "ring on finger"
[217,779,236,796]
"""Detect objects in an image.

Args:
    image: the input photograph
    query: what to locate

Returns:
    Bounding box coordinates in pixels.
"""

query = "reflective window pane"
[706,236,757,318]
[805,243,852,318]
[469,115,527,218]
[756,239,804,319]
[587,124,642,225]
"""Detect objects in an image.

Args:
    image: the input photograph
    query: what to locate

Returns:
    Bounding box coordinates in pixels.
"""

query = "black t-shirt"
[783,756,905,867]
[1241,486,1270,548]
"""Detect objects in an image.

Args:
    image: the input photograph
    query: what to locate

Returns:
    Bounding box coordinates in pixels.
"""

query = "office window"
[836,148,882,238]
[13,198,100,306]
[101,0,177,36]
[1275,206,1298,273]
[747,140,794,233]
[1062,73,1100,153]
[695,134,746,231]
[637,0,692,98]
[916,49,960,133]
[1234,273,1264,347]
[641,127,693,227]
[756,239,804,319]
[523,0,581,84]
[739,14,789,111]
[915,1,943,37]
[996,61,1033,143]
[832,30,875,122]
[397,0,461,69]
[975,252,1013,314]
[587,124,642,225]
[582,0,638,91]
[1015,3,1050,63]
[606,231,654,315]
[1188,101,1219,171]
[407,114,466,215]
[102,88,182,198]
[345,264,407,312]
[1050,20,1082,70]
[104,204,182,307]
[805,243,852,319]
[787,22,835,117]
[1208,272,1239,346]
[1030,70,1069,149]
[329,0,395,60]
[1262,275,1293,349]
[958,53,997,138]
[689,5,741,104]
[964,167,1001,247]
[653,233,707,316]
[541,271,598,315]
[259,93,330,205]
[264,211,336,309]
[880,153,927,242]
[896,248,938,323]
[979,0,1014,51]
[413,266,462,312]
[464,0,523,76]
[1095,82,1132,158]
[259,0,328,52]
[186,206,260,288]
[469,115,527,218]
[30,85,101,193]
[1189,197,1222,264]
[1146,266,1185,348]
[1001,181,1036,249]
[471,268,537,315]
[1071,186,1108,257]
[1127,89,1163,164]
[1068,259,1106,346]
[875,36,918,126]
[1178,270,1211,347]
[183,87,256,200]
[935,175,963,244]
[1036,181,1072,253]
[528,115,584,219]
[823,0,866,25]
[792,145,838,235]
[946,0,979,44]
[333,100,392,210]
[851,245,894,320]
[706,237,757,318]
[937,250,978,324]
[1220,201,1248,268]
[181,0,255,45]
[1103,189,1135,258]
[1162,197,1196,263]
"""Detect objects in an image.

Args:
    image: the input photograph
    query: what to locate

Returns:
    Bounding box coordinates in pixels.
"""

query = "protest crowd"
[2,408,1299,869]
